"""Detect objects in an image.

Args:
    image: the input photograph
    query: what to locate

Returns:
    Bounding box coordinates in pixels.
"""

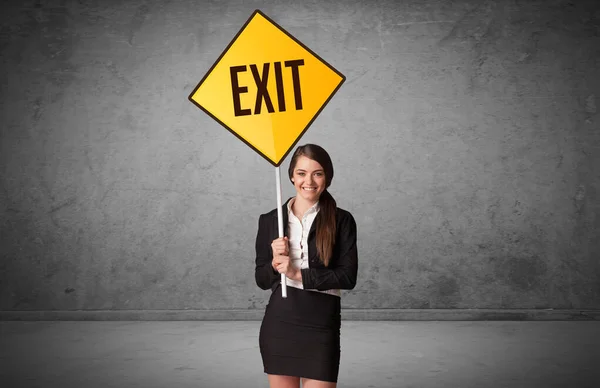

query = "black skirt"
[259,284,342,382]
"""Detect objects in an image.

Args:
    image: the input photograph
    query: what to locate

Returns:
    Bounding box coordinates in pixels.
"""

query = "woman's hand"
[271,237,301,281]
[271,236,289,258]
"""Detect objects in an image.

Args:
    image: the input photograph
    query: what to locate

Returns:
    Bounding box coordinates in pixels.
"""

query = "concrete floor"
[1,321,599,388]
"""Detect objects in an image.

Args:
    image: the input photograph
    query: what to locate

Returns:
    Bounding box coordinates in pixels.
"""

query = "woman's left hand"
[273,256,301,281]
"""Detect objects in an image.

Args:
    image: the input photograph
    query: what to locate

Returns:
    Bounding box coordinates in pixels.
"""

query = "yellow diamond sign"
[188,9,345,167]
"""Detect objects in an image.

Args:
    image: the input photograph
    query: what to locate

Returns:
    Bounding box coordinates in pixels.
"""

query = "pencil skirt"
[259,284,342,382]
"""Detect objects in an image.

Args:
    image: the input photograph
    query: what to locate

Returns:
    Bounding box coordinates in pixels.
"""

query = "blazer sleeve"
[301,212,358,291]
[254,214,280,290]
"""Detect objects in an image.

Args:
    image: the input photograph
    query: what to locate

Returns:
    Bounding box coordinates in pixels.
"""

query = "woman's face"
[291,155,326,203]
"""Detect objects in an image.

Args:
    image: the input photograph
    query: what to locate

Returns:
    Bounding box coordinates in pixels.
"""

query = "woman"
[254,144,358,388]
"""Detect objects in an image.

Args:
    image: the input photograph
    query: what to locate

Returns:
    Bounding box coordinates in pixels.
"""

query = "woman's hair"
[288,144,337,266]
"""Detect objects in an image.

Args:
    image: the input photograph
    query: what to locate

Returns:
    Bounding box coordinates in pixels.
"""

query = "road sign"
[188,9,345,167]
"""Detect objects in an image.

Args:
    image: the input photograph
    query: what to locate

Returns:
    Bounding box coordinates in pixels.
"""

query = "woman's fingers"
[271,237,290,254]
[272,236,291,273]
[272,255,290,273]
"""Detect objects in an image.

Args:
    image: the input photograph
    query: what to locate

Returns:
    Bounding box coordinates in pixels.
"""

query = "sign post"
[275,166,286,297]
[188,9,345,298]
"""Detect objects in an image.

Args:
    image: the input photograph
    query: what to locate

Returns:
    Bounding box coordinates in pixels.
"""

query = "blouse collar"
[287,197,320,216]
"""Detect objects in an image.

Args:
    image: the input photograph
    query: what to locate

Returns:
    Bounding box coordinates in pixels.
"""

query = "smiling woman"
[288,146,337,269]
[291,158,326,201]
[254,144,359,388]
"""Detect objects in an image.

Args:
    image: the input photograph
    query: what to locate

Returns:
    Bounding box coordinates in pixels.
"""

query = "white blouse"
[285,199,341,297]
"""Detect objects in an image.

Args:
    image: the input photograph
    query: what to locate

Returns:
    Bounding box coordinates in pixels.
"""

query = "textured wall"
[1,0,599,312]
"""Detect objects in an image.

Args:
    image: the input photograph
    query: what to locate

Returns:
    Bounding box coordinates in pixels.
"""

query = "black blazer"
[254,198,358,292]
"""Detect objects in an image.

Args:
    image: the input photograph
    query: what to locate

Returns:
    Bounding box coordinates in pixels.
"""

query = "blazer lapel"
[273,197,292,239]
[308,218,317,238]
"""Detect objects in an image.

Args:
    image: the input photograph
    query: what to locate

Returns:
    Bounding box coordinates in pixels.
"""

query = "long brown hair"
[288,144,337,266]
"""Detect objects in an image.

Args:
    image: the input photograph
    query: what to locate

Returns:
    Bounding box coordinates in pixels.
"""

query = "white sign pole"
[275,166,288,298]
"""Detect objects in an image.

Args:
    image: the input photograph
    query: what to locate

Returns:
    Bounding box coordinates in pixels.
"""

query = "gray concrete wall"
[1,0,599,314]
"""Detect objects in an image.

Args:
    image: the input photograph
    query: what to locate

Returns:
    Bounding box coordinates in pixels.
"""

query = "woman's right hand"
[271,237,289,272]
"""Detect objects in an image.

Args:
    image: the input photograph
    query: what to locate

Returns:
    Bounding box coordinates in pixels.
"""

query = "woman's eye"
[298,172,305,176]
